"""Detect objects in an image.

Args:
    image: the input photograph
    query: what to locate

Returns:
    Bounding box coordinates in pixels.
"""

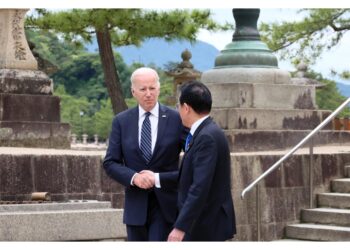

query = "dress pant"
[126,191,172,241]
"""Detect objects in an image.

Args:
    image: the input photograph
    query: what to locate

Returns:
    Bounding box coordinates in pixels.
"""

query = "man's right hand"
[133,171,155,189]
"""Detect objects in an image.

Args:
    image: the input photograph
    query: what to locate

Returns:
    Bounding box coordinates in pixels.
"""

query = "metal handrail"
[240,97,350,241]
[241,97,350,199]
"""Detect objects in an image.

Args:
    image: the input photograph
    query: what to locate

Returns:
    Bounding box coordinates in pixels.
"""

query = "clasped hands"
[133,170,155,189]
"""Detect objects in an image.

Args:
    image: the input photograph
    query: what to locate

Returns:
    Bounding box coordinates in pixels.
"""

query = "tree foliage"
[260,9,350,66]
[259,8,350,116]
[27,8,226,114]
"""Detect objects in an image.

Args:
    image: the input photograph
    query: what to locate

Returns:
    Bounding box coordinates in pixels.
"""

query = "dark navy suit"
[103,104,183,240]
[174,117,236,241]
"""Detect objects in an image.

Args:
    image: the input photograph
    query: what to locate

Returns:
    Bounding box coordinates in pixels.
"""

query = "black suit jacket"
[174,117,236,241]
[103,104,183,225]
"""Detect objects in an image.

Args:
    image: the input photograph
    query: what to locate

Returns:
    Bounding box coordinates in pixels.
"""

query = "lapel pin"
[162,115,166,118]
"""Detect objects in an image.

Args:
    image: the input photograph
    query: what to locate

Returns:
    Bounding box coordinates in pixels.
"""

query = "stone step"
[331,178,350,193]
[211,108,331,130]
[0,207,126,241]
[285,223,350,241]
[0,200,111,212]
[301,208,350,226]
[318,193,350,209]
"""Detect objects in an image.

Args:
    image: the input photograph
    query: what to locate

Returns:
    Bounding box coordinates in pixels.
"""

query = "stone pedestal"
[0,9,70,148]
[202,9,349,152]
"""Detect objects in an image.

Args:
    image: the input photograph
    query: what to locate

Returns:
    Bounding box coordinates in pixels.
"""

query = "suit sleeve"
[174,134,218,233]
[103,116,136,187]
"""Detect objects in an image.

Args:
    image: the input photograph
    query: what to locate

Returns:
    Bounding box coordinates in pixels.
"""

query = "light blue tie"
[185,133,193,152]
[140,112,152,163]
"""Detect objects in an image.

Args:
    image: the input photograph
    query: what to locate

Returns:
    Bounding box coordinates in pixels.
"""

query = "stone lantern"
[166,49,201,105]
[0,9,70,148]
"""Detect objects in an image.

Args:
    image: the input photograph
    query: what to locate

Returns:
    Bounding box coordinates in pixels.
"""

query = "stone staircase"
[285,165,350,241]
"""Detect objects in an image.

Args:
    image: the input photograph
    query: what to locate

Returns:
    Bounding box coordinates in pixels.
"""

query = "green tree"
[259,9,350,115]
[292,70,350,117]
[259,9,350,76]
[55,85,91,136]
[27,8,226,114]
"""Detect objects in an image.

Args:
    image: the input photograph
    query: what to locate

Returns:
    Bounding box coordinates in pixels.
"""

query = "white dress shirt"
[190,115,210,136]
[131,103,161,188]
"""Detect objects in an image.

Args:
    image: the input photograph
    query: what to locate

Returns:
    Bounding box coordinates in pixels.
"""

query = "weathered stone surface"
[0,93,60,122]
[225,129,350,152]
[212,108,330,130]
[1,148,349,241]
[283,155,305,187]
[202,67,291,85]
[0,202,126,241]
[33,155,67,193]
[286,223,350,241]
[0,121,70,148]
[66,156,101,193]
[0,155,33,195]
[205,82,316,109]
[0,9,38,70]
[0,69,52,95]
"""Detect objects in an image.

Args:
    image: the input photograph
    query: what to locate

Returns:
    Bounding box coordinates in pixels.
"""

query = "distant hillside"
[336,82,350,98]
[85,38,220,72]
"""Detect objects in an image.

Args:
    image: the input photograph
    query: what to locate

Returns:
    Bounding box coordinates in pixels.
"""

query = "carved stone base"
[0,93,60,122]
[0,121,70,148]
[0,69,52,95]
[0,83,70,148]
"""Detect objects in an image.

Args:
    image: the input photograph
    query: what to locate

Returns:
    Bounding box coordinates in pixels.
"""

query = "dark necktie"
[185,133,193,152]
[140,112,152,163]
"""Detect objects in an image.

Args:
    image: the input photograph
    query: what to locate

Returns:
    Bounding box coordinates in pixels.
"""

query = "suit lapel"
[185,117,212,154]
[178,117,212,179]
[129,107,143,158]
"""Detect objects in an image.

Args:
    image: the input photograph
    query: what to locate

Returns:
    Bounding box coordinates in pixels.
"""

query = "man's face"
[131,73,160,111]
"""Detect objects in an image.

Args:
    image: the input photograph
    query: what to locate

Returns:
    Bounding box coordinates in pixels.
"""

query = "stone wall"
[0,151,349,241]
[232,152,350,241]
[0,153,124,209]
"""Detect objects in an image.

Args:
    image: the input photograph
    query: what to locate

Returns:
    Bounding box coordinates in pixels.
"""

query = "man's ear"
[184,103,190,113]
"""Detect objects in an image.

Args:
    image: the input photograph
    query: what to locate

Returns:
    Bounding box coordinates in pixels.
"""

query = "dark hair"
[179,80,212,114]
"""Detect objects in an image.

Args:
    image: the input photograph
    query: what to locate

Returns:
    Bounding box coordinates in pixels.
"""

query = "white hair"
[130,67,160,87]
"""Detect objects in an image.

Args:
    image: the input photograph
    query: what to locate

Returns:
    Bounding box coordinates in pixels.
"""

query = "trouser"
[126,191,172,241]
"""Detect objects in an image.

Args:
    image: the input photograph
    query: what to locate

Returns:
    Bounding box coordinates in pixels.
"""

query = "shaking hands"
[133,170,155,189]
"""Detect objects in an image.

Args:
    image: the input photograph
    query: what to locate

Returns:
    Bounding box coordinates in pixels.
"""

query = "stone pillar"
[0,9,37,70]
[0,9,70,148]
[94,134,99,145]
[71,134,77,144]
[82,134,88,145]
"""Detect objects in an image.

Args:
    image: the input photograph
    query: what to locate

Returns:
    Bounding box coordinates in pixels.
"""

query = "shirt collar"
[138,102,159,119]
[190,115,209,135]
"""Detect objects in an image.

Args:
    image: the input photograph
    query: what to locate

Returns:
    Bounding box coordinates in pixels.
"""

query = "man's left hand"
[167,228,185,241]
